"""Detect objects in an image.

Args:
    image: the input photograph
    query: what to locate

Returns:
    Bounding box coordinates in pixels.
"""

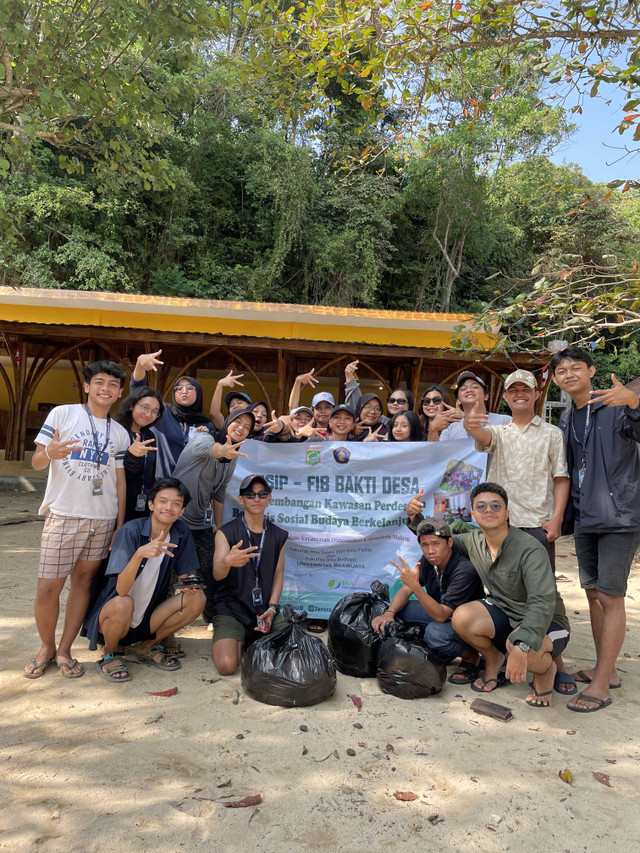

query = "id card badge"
[252,585,263,608]
[136,492,147,512]
[578,466,585,488]
[91,478,104,497]
[204,507,214,526]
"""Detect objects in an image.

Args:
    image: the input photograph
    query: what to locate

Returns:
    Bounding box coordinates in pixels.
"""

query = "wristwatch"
[267,602,280,615]
[514,640,531,653]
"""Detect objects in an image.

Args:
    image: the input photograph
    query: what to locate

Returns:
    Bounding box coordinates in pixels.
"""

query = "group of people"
[23,346,640,716]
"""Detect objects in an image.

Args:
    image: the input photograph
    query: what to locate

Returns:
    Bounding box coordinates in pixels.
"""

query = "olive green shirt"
[452,526,569,651]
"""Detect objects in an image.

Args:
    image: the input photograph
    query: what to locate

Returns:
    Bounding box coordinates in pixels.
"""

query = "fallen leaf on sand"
[566,731,577,735]
[221,795,262,808]
[592,772,612,787]
[217,779,232,788]
[348,694,362,710]
[393,791,418,801]
[559,769,573,785]
[606,759,617,764]
[528,727,541,732]
[146,687,178,697]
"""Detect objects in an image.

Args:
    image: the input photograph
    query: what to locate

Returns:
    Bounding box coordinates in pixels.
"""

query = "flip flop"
[567,692,613,713]
[554,671,577,695]
[573,669,621,689]
[24,657,55,679]
[98,654,131,683]
[447,660,480,685]
[526,688,553,708]
[470,672,507,693]
[57,658,85,678]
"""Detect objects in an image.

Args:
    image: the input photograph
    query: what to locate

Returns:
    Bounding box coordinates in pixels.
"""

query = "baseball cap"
[453,371,487,396]
[312,391,335,407]
[291,406,314,417]
[504,369,537,391]
[225,390,252,407]
[330,404,355,417]
[416,518,452,539]
[239,474,272,495]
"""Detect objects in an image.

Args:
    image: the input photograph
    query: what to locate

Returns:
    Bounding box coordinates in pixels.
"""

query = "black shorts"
[479,599,569,658]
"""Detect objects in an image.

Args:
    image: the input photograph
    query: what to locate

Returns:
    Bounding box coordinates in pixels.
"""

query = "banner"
[223,440,487,618]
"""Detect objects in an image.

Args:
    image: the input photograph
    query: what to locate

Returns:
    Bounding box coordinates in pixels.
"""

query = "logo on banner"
[332,446,351,464]
[305,448,322,465]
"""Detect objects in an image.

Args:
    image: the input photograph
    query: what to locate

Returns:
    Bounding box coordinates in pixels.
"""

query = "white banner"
[223,440,487,618]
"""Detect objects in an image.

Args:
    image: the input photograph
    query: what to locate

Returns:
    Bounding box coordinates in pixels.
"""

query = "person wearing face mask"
[114,387,165,522]
[387,411,424,442]
[171,409,254,623]
[344,360,413,424]
[130,350,215,477]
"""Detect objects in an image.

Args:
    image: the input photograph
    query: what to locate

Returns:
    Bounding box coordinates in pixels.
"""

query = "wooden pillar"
[409,358,423,409]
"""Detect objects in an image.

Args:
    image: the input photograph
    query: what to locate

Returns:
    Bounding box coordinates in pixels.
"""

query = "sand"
[1,489,640,852]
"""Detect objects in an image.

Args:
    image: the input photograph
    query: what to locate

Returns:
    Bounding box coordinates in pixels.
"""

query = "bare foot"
[526,660,557,708]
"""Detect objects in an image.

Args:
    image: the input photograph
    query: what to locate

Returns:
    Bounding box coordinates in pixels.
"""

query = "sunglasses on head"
[241,490,270,499]
[387,396,407,405]
[423,395,443,404]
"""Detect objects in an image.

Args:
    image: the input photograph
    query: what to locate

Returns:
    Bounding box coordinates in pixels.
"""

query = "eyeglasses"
[423,396,443,405]
[473,500,505,513]
[241,490,270,499]
[362,404,382,414]
[174,384,196,393]
[387,397,407,405]
[136,403,161,417]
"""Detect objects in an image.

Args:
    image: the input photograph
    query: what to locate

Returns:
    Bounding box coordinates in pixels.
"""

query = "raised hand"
[295,423,327,440]
[345,360,359,383]
[45,429,84,460]
[391,556,421,592]
[296,368,319,389]
[406,487,425,519]
[225,540,260,568]
[590,373,640,409]
[138,529,178,559]
[213,436,249,460]
[463,400,489,434]
[128,433,157,457]
[136,350,163,373]
[363,423,384,442]
[219,369,245,389]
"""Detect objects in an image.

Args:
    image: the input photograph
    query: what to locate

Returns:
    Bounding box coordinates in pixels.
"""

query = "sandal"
[98,653,131,683]
[57,657,85,678]
[525,688,553,708]
[447,660,480,685]
[137,644,181,671]
[24,657,55,680]
[470,672,507,693]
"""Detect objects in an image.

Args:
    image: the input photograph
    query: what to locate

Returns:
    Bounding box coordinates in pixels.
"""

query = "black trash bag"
[327,580,392,677]
[376,622,447,699]
[241,605,336,707]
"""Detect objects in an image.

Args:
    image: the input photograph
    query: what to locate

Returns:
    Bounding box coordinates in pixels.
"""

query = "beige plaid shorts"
[38,514,115,579]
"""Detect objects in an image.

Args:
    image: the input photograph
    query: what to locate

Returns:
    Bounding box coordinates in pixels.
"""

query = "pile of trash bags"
[241,605,336,707]
[327,580,391,677]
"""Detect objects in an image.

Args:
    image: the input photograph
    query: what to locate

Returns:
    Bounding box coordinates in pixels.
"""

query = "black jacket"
[559,400,640,534]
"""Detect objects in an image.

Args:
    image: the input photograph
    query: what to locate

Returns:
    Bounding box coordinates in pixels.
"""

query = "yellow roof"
[0,287,495,348]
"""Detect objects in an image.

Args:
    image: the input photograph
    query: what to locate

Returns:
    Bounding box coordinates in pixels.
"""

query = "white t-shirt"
[36,404,129,519]
[128,537,168,628]
[440,412,511,441]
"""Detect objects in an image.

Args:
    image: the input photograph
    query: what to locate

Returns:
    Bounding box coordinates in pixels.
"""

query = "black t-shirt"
[214,515,288,627]
[417,549,484,611]
[568,405,589,512]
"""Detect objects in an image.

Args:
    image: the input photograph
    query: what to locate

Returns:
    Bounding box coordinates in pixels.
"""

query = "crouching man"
[451,482,570,707]
[211,475,288,675]
[82,478,204,682]
[371,519,484,681]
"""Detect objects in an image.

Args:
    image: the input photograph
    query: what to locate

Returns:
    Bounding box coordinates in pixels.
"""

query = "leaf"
[592,772,612,788]
[146,687,178,696]
[559,769,573,785]
[394,791,419,801]
[348,694,362,710]
[221,794,262,808]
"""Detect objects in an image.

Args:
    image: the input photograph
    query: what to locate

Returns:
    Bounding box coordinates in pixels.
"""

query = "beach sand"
[1,490,639,852]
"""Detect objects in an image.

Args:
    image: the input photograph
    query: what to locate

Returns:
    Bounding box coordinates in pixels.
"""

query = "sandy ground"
[1,489,640,852]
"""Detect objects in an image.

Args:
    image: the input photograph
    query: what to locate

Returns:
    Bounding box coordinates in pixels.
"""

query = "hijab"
[353,393,388,441]
[167,375,211,428]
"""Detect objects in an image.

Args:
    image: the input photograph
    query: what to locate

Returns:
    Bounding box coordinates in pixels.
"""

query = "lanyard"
[570,403,591,469]
[431,564,444,603]
[85,404,111,472]
[241,515,267,587]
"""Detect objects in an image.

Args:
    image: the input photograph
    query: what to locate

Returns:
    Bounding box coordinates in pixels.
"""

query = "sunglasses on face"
[387,397,407,405]
[241,490,270,499]
[174,384,196,393]
[423,396,443,405]
[473,500,504,513]
[136,404,160,416]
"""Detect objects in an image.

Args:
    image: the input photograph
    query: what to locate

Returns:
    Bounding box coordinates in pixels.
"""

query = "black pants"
[191,527,217,621]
